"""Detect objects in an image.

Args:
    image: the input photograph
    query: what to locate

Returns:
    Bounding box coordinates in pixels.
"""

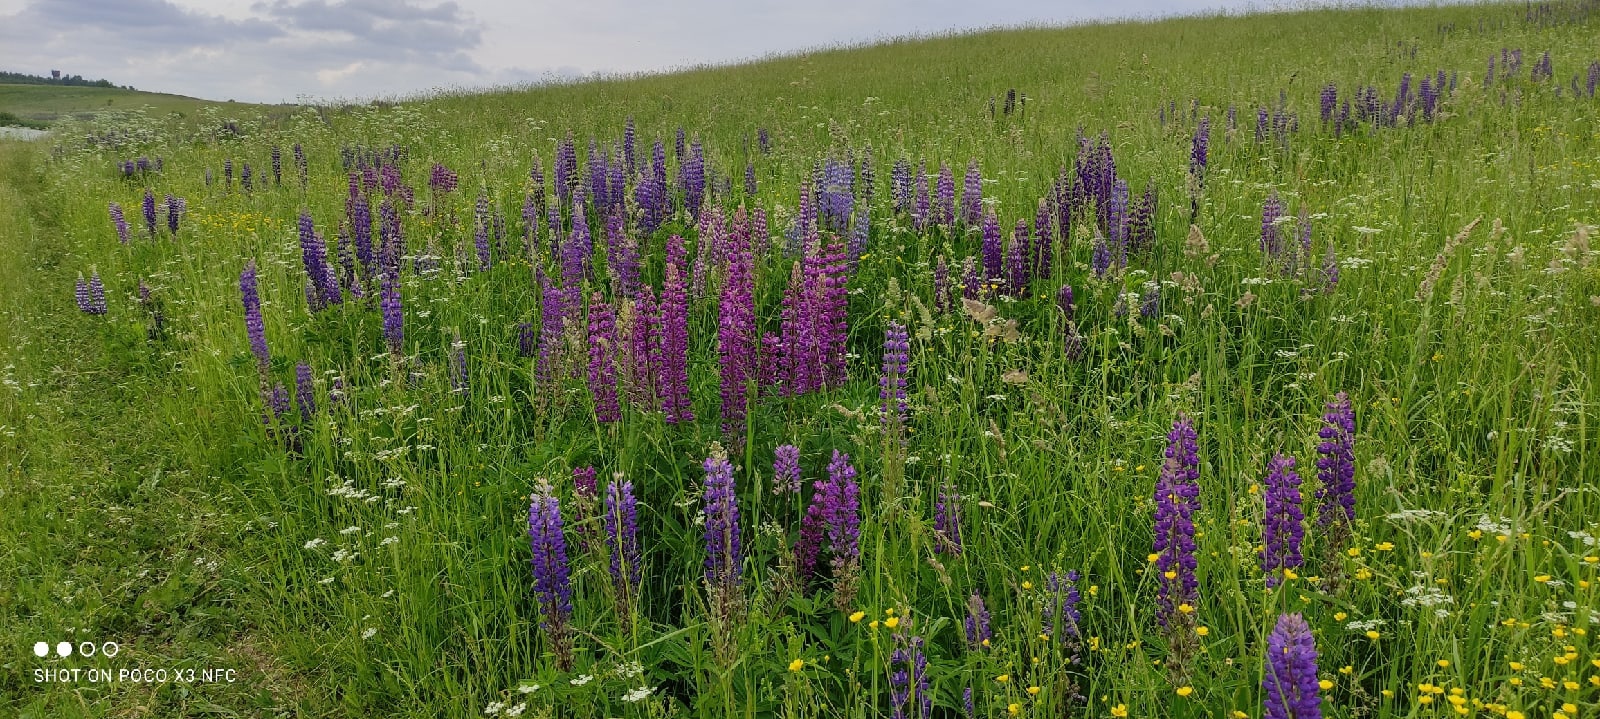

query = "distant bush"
[0,110,49,129]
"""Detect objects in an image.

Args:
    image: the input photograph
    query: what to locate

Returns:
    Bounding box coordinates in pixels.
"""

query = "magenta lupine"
[933,483,962,554]
[587,292,620,422]
[773,444,802,495]
[109,202,129,244]
[1315,393,1356,536]
[528,484,575,671]
[659,238,693,423]
[604,478,640,624]
[1261,454,1305,588]
[241,261,269,369]
[626,287,659,407]
[702,452,742,609]
[1263,613,1322,719]
[822,239,850,387]
[961,159,983,226]
[717,230,755,433]
[1152,414,1201,624]
[881,320,909,427]
[820,450,861,607]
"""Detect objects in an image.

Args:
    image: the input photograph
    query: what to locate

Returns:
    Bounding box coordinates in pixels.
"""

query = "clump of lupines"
[1261,453,1305,588]
[773,444,802,495]
[241,260,269,370]
[527,481,575,671]
[888,625,931,719]
[297,211,342,311]
[428,162,458,193]
[1152,414,1201,624]
[587,292,620,422]
[659,237,693,423]
[603,477,640,627]
[880,320,909,429]
[1315,393,1356,547]
[75,271,108,315]
[1263,613,1322,719]
[108,202,129,244]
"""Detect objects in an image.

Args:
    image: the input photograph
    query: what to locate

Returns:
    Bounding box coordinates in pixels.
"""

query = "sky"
[0,0,1295,103]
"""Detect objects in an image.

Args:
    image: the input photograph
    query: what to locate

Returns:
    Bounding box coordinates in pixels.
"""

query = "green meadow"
[2,2,1598,718]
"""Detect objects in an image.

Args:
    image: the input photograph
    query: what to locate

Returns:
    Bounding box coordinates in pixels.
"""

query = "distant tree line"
[0,70,133,90]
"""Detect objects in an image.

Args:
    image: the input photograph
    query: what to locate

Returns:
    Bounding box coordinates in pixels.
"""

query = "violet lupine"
[294,361,317,421]
[881,321,909,428]
[683,141,706,220]
[912,162,930,231]
[1261,193,1285,265]
[1006,219,1030,295]
[1139,281,1160,319]
[1041,570,1083,643]
[380,266,403,354]
[891,158,912,214]
[142,189,157,236]
[109,202,129,244]
[535,268,565,386]
[1091,238,1112,278]
[448,331,468,394]
[717,232,755,433]
[604,478,641,623]
[1261,454,1305,588]
[933,483,962,554]
[773,444,802,495]
[626,287,659,407]
[960,159,983,226]
[241,261,269,369]
[934,163,956,227]
[587,292,620,423]
[528,484,575,671]
[1315,393,1356,537]
[1057,284,1076,319]
[659,237,693,423]
[702,451,743,612]
[75,273,105,315]
[297,211,341,311]
[1033,198,1053,279]
[1263,613,1323,719]
[241,163,253,193]
[517,321,536,358]
[820,450,862,608]
[960,256,981,300]
[165,194,184,235]
[888,630,931,719]
[1152,414,1201,624]
[964,592,991,651]
[428,163,458,193]
[980,210,1002,286]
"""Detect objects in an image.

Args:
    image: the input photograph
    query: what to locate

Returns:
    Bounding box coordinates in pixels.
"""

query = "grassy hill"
[0,83,266,125]
[2,1,1599,718]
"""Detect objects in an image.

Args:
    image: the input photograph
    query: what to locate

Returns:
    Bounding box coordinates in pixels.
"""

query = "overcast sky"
[2,0,1326,103]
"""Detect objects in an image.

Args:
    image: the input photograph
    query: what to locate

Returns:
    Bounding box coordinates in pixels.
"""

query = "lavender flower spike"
[1152,414,1201,624]
[241,260,269,369]
[773,444,802,495]
[528,481,575,670]
[1260,453,1304,588]
[1315,393,1356,537]
[702,448,743,603]
[604,477,641,625]
[1263,613,1322,719]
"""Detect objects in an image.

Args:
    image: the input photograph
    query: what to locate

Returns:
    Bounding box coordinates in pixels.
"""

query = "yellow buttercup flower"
[849,611,865,623]
[788,659,804,672]
[885,616,900,629]
[1111,705,1128,717]
[1175,686,1194,697]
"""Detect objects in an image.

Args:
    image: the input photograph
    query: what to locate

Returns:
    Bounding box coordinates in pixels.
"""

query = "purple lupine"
[1057,284,1076,319]
[821,239,850,387]
[1261,454,1305,588]
[266,381,291,422]
[1315,393,1356,535]
[587,292,620,422]
[659,237,693,423]
[516,321,536,358]
[294,361,316,421]
[933,483,962,554]
[604,478,641,623]
[563,201,591,293]
[960,256,981,300]
[1006,218,1030,295]
[535,268,565,386]
[980,210,1002,286]
[572,465,598,501]
[888,629,931,719]
[961,159,983,226]
[964,592,991,650]
[297,211,341,311]
[881,321,909,428]
[912,162,929,231]
[142,189,157,236]
[717,231,755,433]
[891,158,911,214]
[241,260,269,369]
[474,192,492,271]
[756,127,770,154]
[1263,613,1322,719]
[1139,282,1160,319]
[773,444,802,494]
[934,163,956,227]
[448,330,468,394]
[75,274,96,314]
[795,493,827,587]
[1033,197,1053,279]
[1152,414,1201,624]
[165,194,183,235]
[1261,192,1285,264]
[820,450,861,607]
[1091,238,1112,278]
[1319,84,1338,126]
[293,144,307,189]
[428,162,458,194]
[683,141,706,220]
[241,163,253,193]
[1042,570,1083,643]
[528,484,575,671]
[108,202,129,244]
[627,287,659,407]
[380,265,403,354]
[702,452,742,609]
